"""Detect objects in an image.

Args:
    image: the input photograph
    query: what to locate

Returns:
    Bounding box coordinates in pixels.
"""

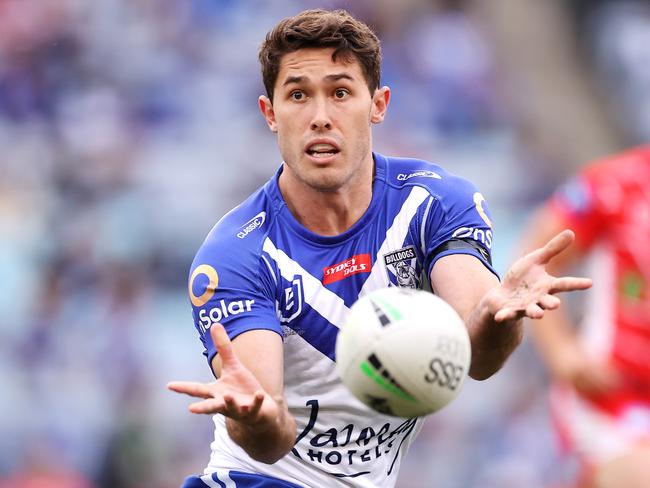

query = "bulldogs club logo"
[383,246,419,289]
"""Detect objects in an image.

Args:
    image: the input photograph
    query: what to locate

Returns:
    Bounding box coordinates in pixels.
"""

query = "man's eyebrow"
[282,75,306,86]
[281,73,355,86]
[324,73,355,82]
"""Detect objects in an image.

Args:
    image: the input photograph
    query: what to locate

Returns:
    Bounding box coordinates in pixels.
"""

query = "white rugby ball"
[335,287,471,418]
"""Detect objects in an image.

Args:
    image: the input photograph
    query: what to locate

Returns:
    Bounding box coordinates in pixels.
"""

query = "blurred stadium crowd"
[1,0,649,487]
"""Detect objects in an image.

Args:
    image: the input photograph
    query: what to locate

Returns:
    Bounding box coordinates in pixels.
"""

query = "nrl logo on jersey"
[237,211,266,239]
[278,276,304,323]
[383,246,419,289]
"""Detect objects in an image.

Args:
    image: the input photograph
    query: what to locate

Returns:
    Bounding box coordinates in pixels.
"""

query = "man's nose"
[310,98,332,131]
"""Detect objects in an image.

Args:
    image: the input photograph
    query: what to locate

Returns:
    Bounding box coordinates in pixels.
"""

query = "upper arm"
[430,254,499,321]
[188,231,282,373]
[420,173,498,318]
[420,174,496,280]
[212,329,285,397]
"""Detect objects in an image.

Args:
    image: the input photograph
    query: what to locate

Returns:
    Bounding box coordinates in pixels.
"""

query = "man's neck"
[278,162,374,237]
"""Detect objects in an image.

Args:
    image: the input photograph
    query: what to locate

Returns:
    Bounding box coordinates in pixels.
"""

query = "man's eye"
[291,91,304,100]
[335,89,349,99]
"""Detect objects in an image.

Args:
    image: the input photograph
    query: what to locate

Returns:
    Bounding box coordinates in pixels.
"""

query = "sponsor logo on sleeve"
[189,264,255,333]
[451,226,493,250]
[473,192,492,228]
[383,246,419,289]
[323,254,372,285]
[237,211,266,239]
[189,264,219,307]
[397,170,442,182]
[197,298,255,334]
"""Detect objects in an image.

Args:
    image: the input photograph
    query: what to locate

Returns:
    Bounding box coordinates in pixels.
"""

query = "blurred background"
[1,0,648,486]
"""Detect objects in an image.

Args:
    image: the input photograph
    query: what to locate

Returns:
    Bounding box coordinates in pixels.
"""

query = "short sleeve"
[422,175,496,278]
[188,250,280,368]
[548,174,604,251]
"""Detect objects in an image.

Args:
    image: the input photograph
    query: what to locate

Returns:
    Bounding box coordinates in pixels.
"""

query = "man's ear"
[259,95,278,132]
[370,86,390,124]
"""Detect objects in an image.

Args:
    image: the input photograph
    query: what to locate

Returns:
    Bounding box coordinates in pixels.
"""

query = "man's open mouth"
[306,143,340,158]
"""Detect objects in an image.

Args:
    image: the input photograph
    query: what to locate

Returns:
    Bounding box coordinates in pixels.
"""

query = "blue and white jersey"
[188,153,496,488]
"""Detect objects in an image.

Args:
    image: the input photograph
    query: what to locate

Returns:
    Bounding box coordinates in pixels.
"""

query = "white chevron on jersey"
[359,186,430,296]
[420,196,435,256]
[199,474,222,488]
[263,238,350,330]
[214,470,236,488]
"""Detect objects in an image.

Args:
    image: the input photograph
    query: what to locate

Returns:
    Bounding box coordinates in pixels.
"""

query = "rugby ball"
[335,287,471,417]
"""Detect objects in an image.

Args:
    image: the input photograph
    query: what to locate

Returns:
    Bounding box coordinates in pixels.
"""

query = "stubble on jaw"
[289,135,373,194]
[291,154,370,194]
[299,168,354,193]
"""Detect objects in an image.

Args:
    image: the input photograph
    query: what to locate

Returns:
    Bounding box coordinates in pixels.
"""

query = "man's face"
[259,48,389,193]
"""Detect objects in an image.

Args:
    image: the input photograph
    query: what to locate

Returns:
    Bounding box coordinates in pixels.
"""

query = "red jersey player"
[523,146,650,488]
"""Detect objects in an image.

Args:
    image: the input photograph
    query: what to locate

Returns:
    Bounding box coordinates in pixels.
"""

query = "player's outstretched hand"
[486,229,592,323]
[167,323,281,427]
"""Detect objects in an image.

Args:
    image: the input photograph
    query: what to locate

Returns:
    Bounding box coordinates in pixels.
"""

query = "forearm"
[226,395,296,464]
[429,231,588,380]
[466,292,524,380]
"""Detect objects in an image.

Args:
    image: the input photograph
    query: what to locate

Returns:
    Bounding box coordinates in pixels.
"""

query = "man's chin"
[306,180,345,193]
[302,170,348,193]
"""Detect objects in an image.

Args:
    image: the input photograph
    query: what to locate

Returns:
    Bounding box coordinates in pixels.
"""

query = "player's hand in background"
[486,229,592,322]
[548,343,621,397]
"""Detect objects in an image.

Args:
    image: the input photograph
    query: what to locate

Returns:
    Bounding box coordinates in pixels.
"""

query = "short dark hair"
[259,9,381,101]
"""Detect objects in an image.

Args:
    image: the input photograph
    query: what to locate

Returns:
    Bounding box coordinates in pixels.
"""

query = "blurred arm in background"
[520,207,620,397]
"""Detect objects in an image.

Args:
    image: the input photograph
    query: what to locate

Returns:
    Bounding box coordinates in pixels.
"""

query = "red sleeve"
[547,170,605,251]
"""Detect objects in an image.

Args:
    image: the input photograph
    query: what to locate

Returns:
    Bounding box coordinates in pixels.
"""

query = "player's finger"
[247,390,265,418]
[532,229,574,265]
[494,307,517,323]
[210,323,238,367]
[223,393,237,413]
[222,394,254,420]
[189,398,225,414]
[594,368,621,391]
[525,303,544,319]
[549,276,592,293]
[167,381,213,399]
[576,375,614,396]
[538,294,561,310]
[587,376,616,395]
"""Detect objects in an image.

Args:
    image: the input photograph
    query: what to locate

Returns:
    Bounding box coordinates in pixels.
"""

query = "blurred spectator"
[587,1,650,142]
[403,0,501,137]
[0,437,96,488]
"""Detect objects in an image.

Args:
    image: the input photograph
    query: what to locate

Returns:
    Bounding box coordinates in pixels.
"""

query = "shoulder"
[380,154,482,205]
[550,148,650,235]
[191,183,276,278]
[579,145,650,183]
[555,146,650,215]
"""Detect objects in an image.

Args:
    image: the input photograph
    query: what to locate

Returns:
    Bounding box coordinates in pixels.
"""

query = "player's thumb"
[210,323,237,366]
